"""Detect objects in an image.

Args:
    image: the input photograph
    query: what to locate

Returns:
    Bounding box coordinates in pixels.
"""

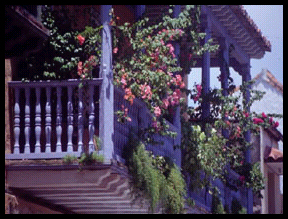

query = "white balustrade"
[88,85,95,153]
[6,79,102,159]
[56,87,62,153]
[34,87,41,153]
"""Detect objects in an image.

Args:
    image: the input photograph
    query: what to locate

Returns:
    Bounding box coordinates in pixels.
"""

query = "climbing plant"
[181,81,282,197]
[24,5,283,208]
[126,139,186,214]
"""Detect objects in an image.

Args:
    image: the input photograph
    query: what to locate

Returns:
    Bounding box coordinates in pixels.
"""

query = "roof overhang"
[207,5,271,59]
[264,146,283,175]
[5,5,49,58]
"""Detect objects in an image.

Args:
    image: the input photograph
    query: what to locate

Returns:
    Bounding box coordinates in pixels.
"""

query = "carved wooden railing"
[6,79,102,159]
[113,87,182,166]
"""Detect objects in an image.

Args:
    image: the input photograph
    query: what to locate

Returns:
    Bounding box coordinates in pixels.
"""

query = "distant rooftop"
[254,69,283,93]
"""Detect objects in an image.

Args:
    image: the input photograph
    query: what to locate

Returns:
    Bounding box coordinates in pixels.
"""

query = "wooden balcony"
[6,79,181,165]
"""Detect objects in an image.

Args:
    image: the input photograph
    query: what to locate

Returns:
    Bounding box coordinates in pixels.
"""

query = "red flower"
[243,111,249,118]
[262,112,267,118]
[269,117,274,124]
[273,121,279,128]
[253,118,264,124]
[239,175,245,184]
[77,34,85,45]
[124,88,135,105]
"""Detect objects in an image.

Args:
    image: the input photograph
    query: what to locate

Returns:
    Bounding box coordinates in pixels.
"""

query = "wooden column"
[172,5,182,167]
[200,11,211,122]
[241,62,253,214]
[219,38,230,139]
[135,5,145,20]
[99,5,114,162]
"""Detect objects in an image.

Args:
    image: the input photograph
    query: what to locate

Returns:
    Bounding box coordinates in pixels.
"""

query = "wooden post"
[219,37,232,209]
[172,5,182,167]
[219,38,229,139]
[135,5,145,20]
[200,10,211,122]
[99,5,114,163]
[241,62,253,214]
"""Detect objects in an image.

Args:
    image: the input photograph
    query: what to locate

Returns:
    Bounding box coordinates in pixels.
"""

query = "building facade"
[5,5,272,214]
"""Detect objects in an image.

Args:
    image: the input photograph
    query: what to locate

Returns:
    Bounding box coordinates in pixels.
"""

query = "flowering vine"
[29,5,283,204]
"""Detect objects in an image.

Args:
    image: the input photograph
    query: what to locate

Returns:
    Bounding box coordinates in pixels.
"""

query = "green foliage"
[111,5,218,139]
[63,154,78,164]
[25,5,83,80]
[78,151,104,166]
[211,187,226,214]
[181,81,281,197]
[127,140,186,214]
[231,198,247,214]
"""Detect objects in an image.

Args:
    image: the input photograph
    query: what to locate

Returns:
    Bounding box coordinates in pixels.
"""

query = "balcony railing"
[6,79,102,159]
[6,78,181,166]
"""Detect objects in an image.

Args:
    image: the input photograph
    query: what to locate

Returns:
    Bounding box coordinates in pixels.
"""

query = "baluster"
[78,86,83,153]
[45,87,51,153]
[13,88,20,154]
[56,87,62,153]
[67,86,73,152]
[34,87,41,153]
[88,84,95,153]
[24,87,30,154]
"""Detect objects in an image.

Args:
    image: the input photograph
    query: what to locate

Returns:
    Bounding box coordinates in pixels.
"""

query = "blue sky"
[187,5,283,106]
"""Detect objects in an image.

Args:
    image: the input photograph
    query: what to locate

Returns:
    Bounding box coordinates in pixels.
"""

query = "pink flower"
[166,43,175,58]
[113,47,118,54]
[124,88,135,105]
[77,34,85,45]
[253,118,264,124]
[193,85,202,102]
[273,121,279,128]
[88,55,97,66]
[154,106,161,117]
[120,78,127,88]
[162,99,169,109]
[243,111,249,118]
[196,84,202,92]
[262,112,267,118]
[140,84,152,100]
[269,117,274,124]
[77,61,83,76]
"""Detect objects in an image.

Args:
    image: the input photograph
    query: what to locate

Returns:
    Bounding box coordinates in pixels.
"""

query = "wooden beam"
[202,5,250,65]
